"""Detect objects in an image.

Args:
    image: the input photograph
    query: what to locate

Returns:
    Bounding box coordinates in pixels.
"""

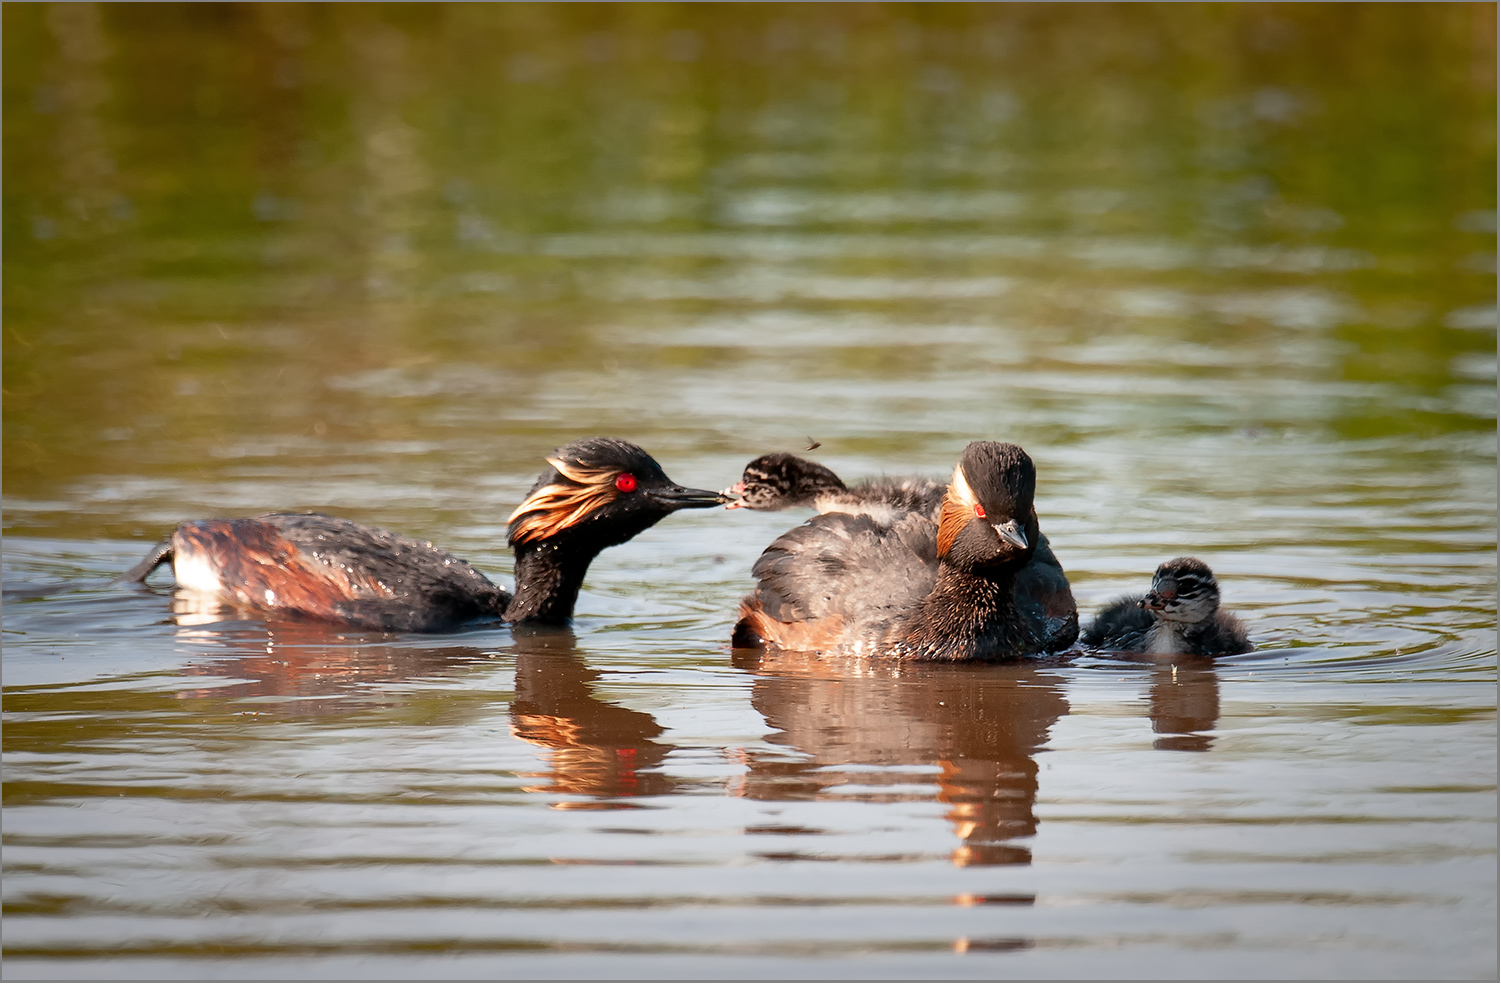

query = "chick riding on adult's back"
[732,441,1074,662]
[726,446,1078,654]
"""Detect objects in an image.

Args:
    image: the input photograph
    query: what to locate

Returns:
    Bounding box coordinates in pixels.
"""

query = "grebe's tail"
[113,539,173,586]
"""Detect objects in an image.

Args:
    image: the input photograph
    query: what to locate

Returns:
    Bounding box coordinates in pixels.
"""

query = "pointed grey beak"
[648,485,728,510]
[992,519,1029,551]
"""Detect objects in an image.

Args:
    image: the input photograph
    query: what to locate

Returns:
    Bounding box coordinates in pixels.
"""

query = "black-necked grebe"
[1081,557,1251,656]
[118,437,724,632]
[725,450,1078,652]
[731,442,1069,662]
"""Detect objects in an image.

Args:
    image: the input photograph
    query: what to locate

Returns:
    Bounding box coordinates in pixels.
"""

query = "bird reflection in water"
[731,648,1068,867]
[509,628,675,808]
[1143,655,1221,752]
[170,618,497,716]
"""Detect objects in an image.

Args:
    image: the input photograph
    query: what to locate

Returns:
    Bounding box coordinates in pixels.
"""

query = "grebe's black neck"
[503,437,725,625]
[506,515,660,624]
[504,538,600,625]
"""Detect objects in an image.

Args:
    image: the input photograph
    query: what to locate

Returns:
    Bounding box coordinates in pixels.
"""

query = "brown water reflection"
[1145,656,1221,752]
[510,629,676,806]
[170,621,495,716]
[732,649,1068,867]
[163,604,679,803]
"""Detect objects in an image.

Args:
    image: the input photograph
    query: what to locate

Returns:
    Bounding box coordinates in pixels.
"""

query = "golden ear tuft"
[507,458,622,543]
[547,456,619,488]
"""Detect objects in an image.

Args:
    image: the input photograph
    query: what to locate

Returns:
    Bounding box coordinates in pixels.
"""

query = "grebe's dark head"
[936,441,1039,572]
[507,437,724,550]
[723,453,847,510]
[1140,557,1220,624]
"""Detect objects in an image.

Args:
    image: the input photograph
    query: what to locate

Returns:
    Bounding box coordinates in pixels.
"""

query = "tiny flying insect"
[805,437,821,451]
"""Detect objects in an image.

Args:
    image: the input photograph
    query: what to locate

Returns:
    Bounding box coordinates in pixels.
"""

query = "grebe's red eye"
[974,503,986,518]
[615,473,638,493]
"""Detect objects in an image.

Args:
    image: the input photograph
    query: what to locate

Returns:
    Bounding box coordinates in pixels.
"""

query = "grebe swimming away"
[118,437,724,632]
[731,442,1072,662]
[725,450,1078,652]
[1081,557,1251,656]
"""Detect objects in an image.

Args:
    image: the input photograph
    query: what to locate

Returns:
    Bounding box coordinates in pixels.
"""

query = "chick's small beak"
[720,480,747,510]
[649,484,729,510]
[992,519,1029,551]
[1141,586,1173,611]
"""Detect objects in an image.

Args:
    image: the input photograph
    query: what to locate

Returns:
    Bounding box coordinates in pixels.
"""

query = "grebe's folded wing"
[259,512,510,609]
[747,511,938,626]
[1015,534,1079,651]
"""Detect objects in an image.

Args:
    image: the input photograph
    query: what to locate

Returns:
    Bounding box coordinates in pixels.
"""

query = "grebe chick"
[725,451,1078,651]
[723,452,944,524]
[118,437,724,632]
[1082,557,1251,656]
[732,442,1064,662]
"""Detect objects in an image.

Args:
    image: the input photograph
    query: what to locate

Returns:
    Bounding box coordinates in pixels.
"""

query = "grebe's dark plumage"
[118,511,510,632]
[732,442,1067,662]
[1082,557,1251,656]
[726,451,1078,651]
[118,437,723,632]
[502,438,725,623]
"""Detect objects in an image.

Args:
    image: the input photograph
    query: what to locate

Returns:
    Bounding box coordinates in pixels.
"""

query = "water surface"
[4,5,1496,980]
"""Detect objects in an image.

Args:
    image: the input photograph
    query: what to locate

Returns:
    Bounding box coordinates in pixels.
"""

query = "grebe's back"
[120,511,510,633]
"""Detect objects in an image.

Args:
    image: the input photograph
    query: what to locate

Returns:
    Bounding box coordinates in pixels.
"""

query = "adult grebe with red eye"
[732,441,1061,662]
[116,437,726,631]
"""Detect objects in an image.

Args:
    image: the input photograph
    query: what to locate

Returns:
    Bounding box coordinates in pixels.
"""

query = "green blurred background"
[4,2,1495,542]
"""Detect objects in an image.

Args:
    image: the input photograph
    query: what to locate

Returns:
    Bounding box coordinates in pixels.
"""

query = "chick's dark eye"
[615,473,638,493]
